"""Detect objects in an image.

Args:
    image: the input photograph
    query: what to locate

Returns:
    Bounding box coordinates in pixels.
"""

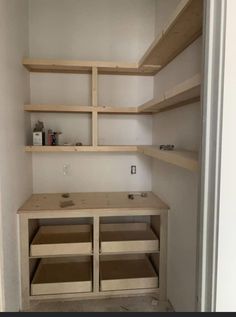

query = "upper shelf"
[22,1,203,77]
[22,59,159,76]
[138,74,201,113]
[139,0,203,72]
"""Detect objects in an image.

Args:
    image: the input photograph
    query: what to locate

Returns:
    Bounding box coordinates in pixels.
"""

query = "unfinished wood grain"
[138,146,198,172]
[24,146,138,153]
[159,212,168,301]
[31,259,92,295]
[96,106,140,114]
[100,223,159,254]
[24,104,147,114]
[92,113,98,146]
[139,0,203,72]
[30,225,92,257]
[18,192,169,214]
[29,287,160,301]
[100,257,158,291]
[22,58,159,76]
[24,105,94,113]
[19,215,30,310]
[139,74,201,113]
[93,217,100,293]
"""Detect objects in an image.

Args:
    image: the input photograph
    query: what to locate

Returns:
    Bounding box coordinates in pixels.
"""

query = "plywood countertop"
[18,192,169,214]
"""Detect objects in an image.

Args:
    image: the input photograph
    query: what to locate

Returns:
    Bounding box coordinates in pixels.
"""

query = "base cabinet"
[18,192,168,310]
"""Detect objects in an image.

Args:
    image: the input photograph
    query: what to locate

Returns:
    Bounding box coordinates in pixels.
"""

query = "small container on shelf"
[33,121,45,146]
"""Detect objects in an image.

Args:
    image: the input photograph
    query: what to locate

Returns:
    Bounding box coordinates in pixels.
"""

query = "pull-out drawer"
[30,225,92,257]
[31,258,92,295]
[100,256,158,291]
[100,223,159,254]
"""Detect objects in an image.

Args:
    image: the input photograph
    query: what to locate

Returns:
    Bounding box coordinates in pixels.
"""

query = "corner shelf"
[138,74,201,113]
[139,0,203,73]
[23,2,203,78]
[138,146,198,172]
[24,75,200,115]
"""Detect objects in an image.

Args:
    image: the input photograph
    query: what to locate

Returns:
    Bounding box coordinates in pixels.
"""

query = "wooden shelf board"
[23,59,159,76]
[139,0,203,73]
[25,145,198,171]
[25,146,138,153]
[139,74,201,113]
[138,146,198,172]
[18,192,169,214]
[96,106,140,114]
[24,105,94,113]
[24,105,144,114]
[29,288,160,301]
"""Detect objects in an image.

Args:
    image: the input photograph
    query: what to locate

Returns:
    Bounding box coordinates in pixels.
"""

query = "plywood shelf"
[139,0,203,73]
[138,146,198,172]
[25,146,198,172]
[100,257,158,291]
[31,258,92,296]
[100,223,159,254]
[24,105,142,114]
[30,225,92,257]
[25,146,138,153]
[139,74,201,113]
[18,192,169,215]
[22,59,159,76]
[24,105,94,113]
[25,74,200,115]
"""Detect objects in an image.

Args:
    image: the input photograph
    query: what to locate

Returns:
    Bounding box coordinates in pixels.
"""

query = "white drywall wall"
[152,0,202,311]
[29,0,156,62]
[29,0,155,193]
[0,0,32,311]
[216,0,236,311]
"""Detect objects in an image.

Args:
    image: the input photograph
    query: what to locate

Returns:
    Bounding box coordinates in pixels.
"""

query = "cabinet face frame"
[19,210,167,310]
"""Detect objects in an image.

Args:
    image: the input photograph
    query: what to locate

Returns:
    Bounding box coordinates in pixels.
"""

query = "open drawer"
[100,223,159,254]
[30,225,92,257]
[31,258,92,295]
[100,256,158,291]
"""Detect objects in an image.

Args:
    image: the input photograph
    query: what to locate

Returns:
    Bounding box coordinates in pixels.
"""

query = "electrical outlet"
[63,164,70,176]
[131,165,136,174]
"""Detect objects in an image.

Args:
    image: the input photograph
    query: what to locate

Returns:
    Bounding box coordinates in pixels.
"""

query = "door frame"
[0,190,5,311]
[197,0,227,312]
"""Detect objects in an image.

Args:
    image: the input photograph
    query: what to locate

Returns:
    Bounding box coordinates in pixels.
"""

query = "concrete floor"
[28,296,174,312]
